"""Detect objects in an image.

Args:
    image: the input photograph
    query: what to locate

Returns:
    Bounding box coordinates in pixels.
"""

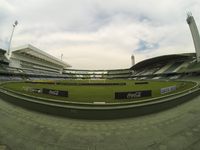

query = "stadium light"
[7,20,18,57]
[186,13,200,62]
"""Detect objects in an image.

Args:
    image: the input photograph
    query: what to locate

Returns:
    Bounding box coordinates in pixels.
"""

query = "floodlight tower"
[7,20,18,57]
[186,13,200,62]
[131,54,135,66]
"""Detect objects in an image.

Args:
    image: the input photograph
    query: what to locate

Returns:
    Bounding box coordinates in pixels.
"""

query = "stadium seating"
[0,46,199,81]
[63,69,132,79]
[164,61,184,73]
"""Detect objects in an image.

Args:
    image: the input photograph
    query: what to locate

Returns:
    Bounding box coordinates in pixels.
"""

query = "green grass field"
[0,79,195,103]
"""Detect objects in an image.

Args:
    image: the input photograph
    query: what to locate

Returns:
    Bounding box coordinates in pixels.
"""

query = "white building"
[131,55,135,66]
[9,44,71,74]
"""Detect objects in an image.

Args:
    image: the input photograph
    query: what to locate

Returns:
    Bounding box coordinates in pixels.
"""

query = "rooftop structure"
[131,55,135,66]
[9,44,71,74]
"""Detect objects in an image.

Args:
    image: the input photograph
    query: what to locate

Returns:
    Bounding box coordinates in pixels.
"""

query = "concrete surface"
[1,92,200,150]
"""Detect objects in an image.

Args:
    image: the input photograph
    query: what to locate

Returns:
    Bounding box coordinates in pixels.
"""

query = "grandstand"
[130,53,198,79]
[63,69,107,79]
[1,48,200,80]
[0,49,9,69]
[10,44,71,74]
[60,53,200,80]
[0,49,11,80]
[63,69,132,79]
[0,45,72,80]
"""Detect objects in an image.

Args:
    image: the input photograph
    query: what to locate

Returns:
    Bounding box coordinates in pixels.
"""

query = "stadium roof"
[11,44,71,68]
[131,53,195,70]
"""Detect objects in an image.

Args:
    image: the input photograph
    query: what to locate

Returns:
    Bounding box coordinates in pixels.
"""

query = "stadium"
[0,14,200,149]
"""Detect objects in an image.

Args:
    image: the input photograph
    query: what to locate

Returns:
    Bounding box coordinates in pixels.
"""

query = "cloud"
[1,0,200,69]
[135,40,159,52]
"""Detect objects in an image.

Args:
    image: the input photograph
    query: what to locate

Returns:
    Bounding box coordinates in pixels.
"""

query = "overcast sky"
[1,0,200,69]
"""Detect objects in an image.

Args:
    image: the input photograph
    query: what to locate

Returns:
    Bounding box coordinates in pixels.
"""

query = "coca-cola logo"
[42,88,68,97]
[115,90,151,100]
[127,92,141,99]
[49,90,59,96]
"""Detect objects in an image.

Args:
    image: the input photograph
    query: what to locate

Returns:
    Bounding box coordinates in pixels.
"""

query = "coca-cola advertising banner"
[115,90,152,99]
[42,88,68,97]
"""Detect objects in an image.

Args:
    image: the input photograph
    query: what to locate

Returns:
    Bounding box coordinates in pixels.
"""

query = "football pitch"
[0,79,195,103]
